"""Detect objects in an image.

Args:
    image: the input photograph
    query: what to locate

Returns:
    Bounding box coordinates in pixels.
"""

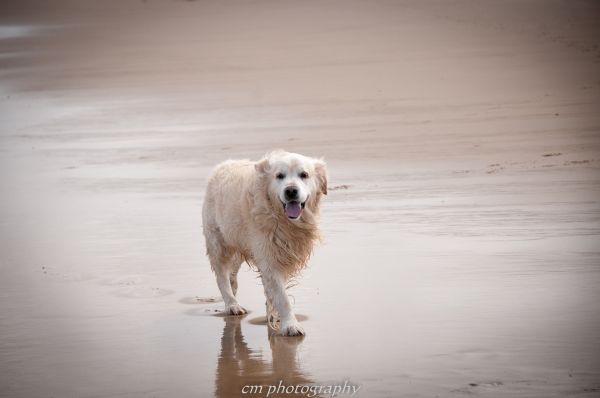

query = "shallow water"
[1,1,600,397]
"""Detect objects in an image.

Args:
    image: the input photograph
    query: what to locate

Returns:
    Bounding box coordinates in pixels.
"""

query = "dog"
[202,150,327,336]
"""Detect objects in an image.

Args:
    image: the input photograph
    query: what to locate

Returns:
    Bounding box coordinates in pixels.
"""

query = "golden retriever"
[202,150,327,336]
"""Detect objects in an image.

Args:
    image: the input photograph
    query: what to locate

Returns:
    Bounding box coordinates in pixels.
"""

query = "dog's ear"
[255,156,270,174]
[314,158,328,195]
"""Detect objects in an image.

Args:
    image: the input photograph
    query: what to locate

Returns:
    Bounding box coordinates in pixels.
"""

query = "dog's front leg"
[260,270,305,336]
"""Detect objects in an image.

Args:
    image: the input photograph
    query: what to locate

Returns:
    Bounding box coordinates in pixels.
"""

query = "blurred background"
[1,1,599,397]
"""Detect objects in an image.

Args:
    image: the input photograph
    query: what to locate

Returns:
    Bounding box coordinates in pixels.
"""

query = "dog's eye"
[299,171,309,179]
[276,173,285,180]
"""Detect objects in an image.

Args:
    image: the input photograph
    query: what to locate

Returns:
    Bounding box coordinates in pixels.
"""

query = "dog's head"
[255,150,327,221]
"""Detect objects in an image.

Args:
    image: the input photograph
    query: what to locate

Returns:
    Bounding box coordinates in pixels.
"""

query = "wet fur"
[202,150,327,335]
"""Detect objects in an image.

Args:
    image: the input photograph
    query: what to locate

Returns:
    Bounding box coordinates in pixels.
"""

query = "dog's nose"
[284,186,299,200]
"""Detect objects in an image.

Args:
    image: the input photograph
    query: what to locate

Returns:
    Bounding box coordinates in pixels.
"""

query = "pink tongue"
[285,202,302,218]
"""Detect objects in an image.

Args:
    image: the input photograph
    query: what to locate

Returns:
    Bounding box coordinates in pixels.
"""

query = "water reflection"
[215,316,313,398]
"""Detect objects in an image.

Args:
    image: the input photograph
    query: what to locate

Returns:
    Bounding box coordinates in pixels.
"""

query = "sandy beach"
[1,1,599,397]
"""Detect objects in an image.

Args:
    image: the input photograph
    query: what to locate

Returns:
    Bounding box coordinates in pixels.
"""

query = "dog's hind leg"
[229,254,242,297]
[215,256,247,315]
[214,256,246,315]
[204,225,246,315]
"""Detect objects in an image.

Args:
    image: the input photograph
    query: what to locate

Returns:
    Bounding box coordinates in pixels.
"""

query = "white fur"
[202,150,327,336]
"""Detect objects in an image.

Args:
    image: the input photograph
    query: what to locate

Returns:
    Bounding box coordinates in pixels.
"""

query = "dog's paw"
[280,321,305,336]
[226,304,247,315]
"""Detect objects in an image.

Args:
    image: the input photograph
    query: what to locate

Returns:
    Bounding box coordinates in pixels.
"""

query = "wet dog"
[202,150,327,336]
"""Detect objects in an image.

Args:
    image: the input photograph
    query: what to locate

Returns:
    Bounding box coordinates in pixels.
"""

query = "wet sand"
[1,1,600,397]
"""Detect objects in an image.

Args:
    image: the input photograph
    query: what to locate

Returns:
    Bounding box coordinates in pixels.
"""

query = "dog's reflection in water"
[215,316,313,398]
